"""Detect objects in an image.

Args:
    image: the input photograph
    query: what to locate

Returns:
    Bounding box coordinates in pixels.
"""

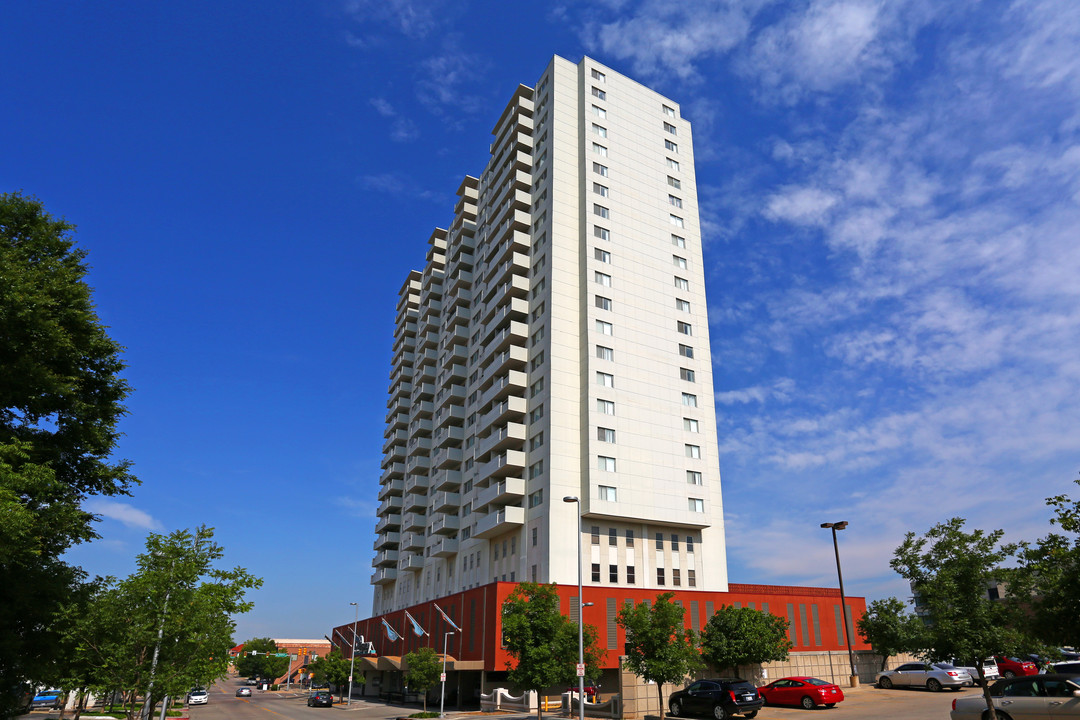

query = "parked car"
[564,686,600,702]
[236,687,252,697]
[307,691,334,708]
[758,677,845,709]
[876,662,973,691]
[1054,662,1080,674]
[245,678,259,685]
[995,656,1039,678]
[667,678,763,719]
[948,657,1000,684]
[950,673,1080,719]
[30,690,63,710]
[188,689,209,705]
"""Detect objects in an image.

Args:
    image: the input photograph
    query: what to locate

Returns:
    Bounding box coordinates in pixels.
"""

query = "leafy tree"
[235,638,289,684]
[699,604,792,675]
[856,597,926,671]
[0,192,135,719]
[403,647,441,711]
[891,518,1027,720]
[308,647,351,703]
[501,582,602,720]
[617,592,702,720]
[1012,477,1080,648]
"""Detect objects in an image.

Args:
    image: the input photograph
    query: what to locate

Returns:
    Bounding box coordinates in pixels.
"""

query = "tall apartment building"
[372,55,727,616]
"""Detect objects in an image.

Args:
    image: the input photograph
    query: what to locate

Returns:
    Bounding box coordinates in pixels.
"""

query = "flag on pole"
[381,618,401,642]
[433,603,461,632]
[404,610,427,637]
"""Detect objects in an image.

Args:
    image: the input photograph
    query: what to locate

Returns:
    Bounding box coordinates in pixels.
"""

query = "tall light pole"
[563,496,585,720]
[821,521,858,687]
[440,631,455,718]
[348,602,359,706]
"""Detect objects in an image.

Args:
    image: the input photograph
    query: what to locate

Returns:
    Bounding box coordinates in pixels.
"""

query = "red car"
[993,657,1038,678]
[759,676,845,709]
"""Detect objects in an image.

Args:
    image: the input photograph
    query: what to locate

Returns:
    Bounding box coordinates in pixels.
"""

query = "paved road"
[196,678,451,720]
[749,683,980,720]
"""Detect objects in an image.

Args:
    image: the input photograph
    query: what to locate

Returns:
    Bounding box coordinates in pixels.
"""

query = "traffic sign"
[576,663,585,677]
[440,673,446,682]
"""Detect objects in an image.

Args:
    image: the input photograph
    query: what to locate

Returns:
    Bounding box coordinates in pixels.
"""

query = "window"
[593,182,609,196]
[687,470,703,485]
[664,121,677,135]
[685,444,701,458]
[529,432,544,450]
[667,157,680,171]
[592,105,606,118]
[594,248,611,263]
[672,233,686,248]
[669,195,683,208]
[593,162,608,177]
[686,536,695,553]
[594,226,610,240]
[596,371,614,387]
[591,68,606,82]
[684,418,699,432]
[532,277,546,298]
[688,569,696,587]
[597,399,615,415]
[596,345,613,361]
[532,527,538,546]
[689,497,704,512]
[592,86,606,100]
[671,534,679,551]
[657,568,666,586]
[599,484,617,500]
[675,276,689,290]
[665,139,678,152]
[529,460,544,479]
[594,271,611,286]
[656,532,664,549]
[531,302,546,321]
[597,427,615,443]
[530,350,545,371]
[594,204,610,218]
[530,378,544,397]
[531,327,545,346]
[672,568,681,586]
[529,490,544,507]
[627,565,636,584]
[592,123,607,138]
[668,176,682,190]
[596,320,613,335]
[679,343,694,358]
[670,214,684,228]
[592,142,607,157]
[533,256,546,274]
[595,295,612,310]
[680,367,696,382]
[676,299,691,312]
[609,564,618,582]
[663,105,676,117]
[673,254,687,268]
[530,404,544,423]
[678,321,693,335]
[626,529,635,546]
[591,563,601,582]
[682,392,698,407]
[592,526,601,544]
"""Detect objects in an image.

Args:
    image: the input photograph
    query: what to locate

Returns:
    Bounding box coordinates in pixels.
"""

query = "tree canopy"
[403,647,441,711]
[0,191,135,718]
[617,592,702,720]
[855,597,926,671]
[500,582,602,719]
[699,604,791,674]
[235,638,289,685]
[308,647,351,702]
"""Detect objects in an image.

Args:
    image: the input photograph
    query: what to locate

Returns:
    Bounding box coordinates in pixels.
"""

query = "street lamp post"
[348,602,359,706]
[821,521,858,687]
[440,631,455,718]
[563,496,585,720]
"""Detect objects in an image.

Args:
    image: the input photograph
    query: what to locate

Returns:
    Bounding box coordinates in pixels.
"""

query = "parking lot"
[749,684,982,720]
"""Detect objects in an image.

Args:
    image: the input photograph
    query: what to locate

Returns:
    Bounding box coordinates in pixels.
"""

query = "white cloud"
[84,499,163,531]
[763,186,838,225]
[342,0,447,40]
[715,377,795,405]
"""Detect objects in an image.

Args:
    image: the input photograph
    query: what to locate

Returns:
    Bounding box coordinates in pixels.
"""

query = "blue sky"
[4,0,1079,642]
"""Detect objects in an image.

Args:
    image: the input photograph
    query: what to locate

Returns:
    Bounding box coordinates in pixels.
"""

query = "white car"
[949,657,1000,684]
[951,674,1080,719]
[188,689,209,705]
[877,662,973,691]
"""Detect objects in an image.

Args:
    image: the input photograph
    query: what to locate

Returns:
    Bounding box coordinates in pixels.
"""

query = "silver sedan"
[877,662,973,691]
[951,674,1080,719]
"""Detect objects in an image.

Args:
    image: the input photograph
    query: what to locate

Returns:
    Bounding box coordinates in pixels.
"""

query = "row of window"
[591,527,699,549]
[589,563,697,587]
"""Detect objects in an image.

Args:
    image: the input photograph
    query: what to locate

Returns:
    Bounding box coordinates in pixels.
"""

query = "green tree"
[308,648,351,703]
[235,638,289,685]
[855,597,926,671]
[501,582,602,720]
[1012,477,1080,648]
[699,604,792,675]
[891,518,1027,720]
[617,592,703,720]
[0,192,136,719]
[403,647,441,711]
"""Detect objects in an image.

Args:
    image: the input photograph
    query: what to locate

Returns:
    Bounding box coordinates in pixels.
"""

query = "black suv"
[668,678,763,720]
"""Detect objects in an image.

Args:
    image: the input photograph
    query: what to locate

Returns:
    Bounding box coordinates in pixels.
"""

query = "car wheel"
[878,676,893,689]
[711,704,727,720]
[1003,671,1016,679]
[825,703,836,708]
[669,699,681,717]
[927,678,942,692]
[801,696,816,709]
[745,712,758,719]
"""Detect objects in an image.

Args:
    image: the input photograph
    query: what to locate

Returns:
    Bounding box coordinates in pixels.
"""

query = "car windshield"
[934,663,957,670]
[805,678,831,686]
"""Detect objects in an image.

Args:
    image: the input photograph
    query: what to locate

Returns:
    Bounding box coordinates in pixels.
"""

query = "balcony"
[432,491,461,514]
[479,369,527,410]
[407,436,433,455]
[401,511,427,532]
[398,553,425,573]
[377,478,405,501]
[429,536,459,558]
[435,384,466,412]
[474,505,526,539]
[382,428,408,453]
[402,492,427,513]
[433,446,464,470]
[430,512,461,535]
[435,404,466,429]
[401,531,424,552]
[434,424,465,448]
[374,531,400,551]
[476,476,525,512]
[372,567,398,585]
[404,474,430,494]
[375,513,401,533]
[475,449,526,485]
[477,421,526,458]
[372,549,399,568]
[379,462,405,484]
[478,396,527,433]
[377,495,404,517]
[406,455,431,473]
[432,469,462,492]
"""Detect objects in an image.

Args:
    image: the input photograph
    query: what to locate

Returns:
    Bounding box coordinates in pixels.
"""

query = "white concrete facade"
[372,56,728,616]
